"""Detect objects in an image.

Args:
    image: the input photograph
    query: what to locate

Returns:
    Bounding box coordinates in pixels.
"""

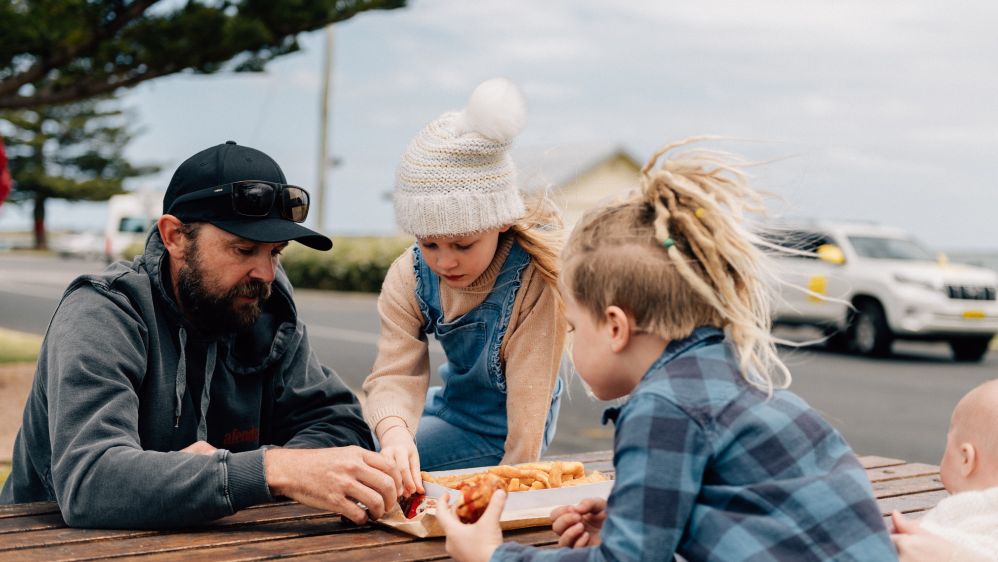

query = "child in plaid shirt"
[436,138,898,561]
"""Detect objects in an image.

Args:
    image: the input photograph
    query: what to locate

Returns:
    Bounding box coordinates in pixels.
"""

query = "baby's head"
[561,138,789,394]
[939,379,998,493]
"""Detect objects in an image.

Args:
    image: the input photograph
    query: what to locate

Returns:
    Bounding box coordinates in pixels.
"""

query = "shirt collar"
[646,325,726,375]
[601,326,725,426]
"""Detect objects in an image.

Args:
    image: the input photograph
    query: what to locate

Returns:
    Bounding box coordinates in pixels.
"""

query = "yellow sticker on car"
[807,276,827,303]
[963,310,986,319]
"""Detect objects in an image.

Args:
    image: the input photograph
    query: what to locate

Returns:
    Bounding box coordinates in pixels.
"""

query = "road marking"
[0,279,447,355]
[0,269,94,285]
[0,281,62,300]
[306,324,444,355]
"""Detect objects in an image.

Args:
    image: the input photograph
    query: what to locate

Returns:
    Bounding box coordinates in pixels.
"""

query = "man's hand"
[436,490,506,562]
[180,441,217,455]
[379,423,423,497]
[550,497,607,548]
[264,446,402,524]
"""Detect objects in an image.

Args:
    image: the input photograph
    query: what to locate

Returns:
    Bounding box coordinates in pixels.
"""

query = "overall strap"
[485,240,532,392]
[411,244,439,333]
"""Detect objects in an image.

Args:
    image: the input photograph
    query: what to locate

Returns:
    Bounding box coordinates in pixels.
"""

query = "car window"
[847,236,934,260]
[118,217,151,233]
[766,230,833,259]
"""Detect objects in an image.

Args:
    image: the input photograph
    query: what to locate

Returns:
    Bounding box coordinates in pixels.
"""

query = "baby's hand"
[890,511,921,535]
[436,490,507,562]
[551,497,607,548]
[889,511,989,562]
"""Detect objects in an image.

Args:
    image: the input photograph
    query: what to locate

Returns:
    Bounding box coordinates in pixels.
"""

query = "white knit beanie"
[394,78,527,237]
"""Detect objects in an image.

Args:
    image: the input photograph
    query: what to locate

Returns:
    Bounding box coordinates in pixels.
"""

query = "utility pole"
[315,25,334,233]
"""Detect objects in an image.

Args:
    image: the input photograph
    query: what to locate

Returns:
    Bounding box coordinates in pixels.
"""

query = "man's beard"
[175,241,272,335]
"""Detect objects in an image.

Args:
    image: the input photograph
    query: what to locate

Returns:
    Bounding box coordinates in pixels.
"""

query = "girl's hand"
[436,490,507,562]
[550,497,607,548]
[378,424,423,497]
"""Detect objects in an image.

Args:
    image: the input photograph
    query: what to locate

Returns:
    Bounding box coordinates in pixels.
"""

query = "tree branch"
[0,66,179,110]
[0,0,159,99]
[0,0,407,109]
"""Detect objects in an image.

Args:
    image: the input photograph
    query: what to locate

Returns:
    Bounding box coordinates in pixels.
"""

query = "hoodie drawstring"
[174,327,188,428]
[197,341,217,442]
[174,328,217,442]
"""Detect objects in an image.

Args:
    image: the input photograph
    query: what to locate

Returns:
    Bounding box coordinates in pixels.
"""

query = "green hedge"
[281,236,413,293]
[0,328,42,364]
[126,235,413,293]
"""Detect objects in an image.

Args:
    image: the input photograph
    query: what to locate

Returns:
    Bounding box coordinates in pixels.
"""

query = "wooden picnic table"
[0,451,944,561]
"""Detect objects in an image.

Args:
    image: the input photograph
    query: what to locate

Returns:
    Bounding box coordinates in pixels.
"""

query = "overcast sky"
[2,0,996,250]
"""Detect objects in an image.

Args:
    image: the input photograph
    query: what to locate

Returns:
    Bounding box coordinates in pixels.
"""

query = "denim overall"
[412,241,563,470]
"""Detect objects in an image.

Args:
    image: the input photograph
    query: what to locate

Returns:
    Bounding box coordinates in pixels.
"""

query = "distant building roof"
[513,143,642,191]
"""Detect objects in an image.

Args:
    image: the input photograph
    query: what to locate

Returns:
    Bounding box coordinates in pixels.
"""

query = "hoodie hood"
[138,228,301,375]
[136,229,304,439]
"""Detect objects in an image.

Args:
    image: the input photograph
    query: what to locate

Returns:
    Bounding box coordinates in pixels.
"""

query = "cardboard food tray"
[377,466,614,538]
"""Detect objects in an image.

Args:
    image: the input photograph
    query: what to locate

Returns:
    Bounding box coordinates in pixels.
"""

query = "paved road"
[2,254,995,463]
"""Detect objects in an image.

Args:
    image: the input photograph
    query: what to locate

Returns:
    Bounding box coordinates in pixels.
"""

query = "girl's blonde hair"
[508,191,565,313]
[562,137,790,393]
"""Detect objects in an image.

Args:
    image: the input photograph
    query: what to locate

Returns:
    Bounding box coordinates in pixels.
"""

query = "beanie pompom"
[395,78,528,236]
[454,78,526,142]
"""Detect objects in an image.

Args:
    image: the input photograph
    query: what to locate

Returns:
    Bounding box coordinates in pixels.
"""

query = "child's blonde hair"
[507,191,565,313]
[562,137,790,393]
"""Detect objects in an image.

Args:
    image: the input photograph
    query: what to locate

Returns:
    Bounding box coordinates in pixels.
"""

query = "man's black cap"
[164,141,332,251]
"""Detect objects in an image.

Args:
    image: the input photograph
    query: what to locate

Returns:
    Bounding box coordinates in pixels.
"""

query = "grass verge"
[0,328,42,364]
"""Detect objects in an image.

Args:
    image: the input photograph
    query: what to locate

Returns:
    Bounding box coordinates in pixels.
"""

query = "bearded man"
[1,141,401,529]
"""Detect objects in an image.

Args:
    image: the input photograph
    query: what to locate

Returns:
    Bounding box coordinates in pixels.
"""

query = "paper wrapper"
[376,467,614,538]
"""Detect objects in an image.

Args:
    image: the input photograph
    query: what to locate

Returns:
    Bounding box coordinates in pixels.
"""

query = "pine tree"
[1,99,158,248]
[0,0,406,109]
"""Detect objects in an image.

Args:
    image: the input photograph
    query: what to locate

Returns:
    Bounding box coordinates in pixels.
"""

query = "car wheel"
[822,327,849,352]
[849,301,893,357]
[949,336,992,362]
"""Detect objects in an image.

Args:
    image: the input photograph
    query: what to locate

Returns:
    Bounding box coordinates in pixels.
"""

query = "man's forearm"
[53,447,271,528]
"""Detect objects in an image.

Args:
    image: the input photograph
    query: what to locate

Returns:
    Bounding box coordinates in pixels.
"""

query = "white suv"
[771,221,998,362]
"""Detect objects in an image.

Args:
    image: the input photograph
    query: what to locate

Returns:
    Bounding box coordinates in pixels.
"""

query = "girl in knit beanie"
[362,78,567,496]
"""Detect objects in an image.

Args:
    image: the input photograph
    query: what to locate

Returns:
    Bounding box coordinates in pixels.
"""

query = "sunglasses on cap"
[167,180,310,223]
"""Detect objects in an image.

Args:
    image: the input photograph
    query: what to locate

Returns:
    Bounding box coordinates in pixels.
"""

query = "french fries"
[421,461,609,493]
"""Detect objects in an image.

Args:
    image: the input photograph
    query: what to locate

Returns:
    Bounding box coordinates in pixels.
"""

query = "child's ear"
[959,442,978,478]
[603,306,631,353]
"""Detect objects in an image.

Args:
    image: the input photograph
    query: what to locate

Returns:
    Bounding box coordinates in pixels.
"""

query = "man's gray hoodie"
[0,231,374,528]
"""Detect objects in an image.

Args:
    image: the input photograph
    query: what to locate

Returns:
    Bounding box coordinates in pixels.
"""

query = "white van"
[104,190,163,262]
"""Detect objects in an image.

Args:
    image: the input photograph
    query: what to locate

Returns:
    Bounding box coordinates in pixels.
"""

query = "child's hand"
[436,490,507,562]
[379,424,423,497]
[550,497,607,548]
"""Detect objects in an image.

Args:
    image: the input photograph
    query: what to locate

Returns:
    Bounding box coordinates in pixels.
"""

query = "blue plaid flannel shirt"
[494,327,897,562]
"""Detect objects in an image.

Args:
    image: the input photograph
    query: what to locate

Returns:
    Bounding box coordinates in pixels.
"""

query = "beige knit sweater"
[362,237,566,464]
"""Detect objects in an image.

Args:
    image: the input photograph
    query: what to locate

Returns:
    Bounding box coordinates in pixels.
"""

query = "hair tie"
[695,207,705,219]
[662,238,675,249]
